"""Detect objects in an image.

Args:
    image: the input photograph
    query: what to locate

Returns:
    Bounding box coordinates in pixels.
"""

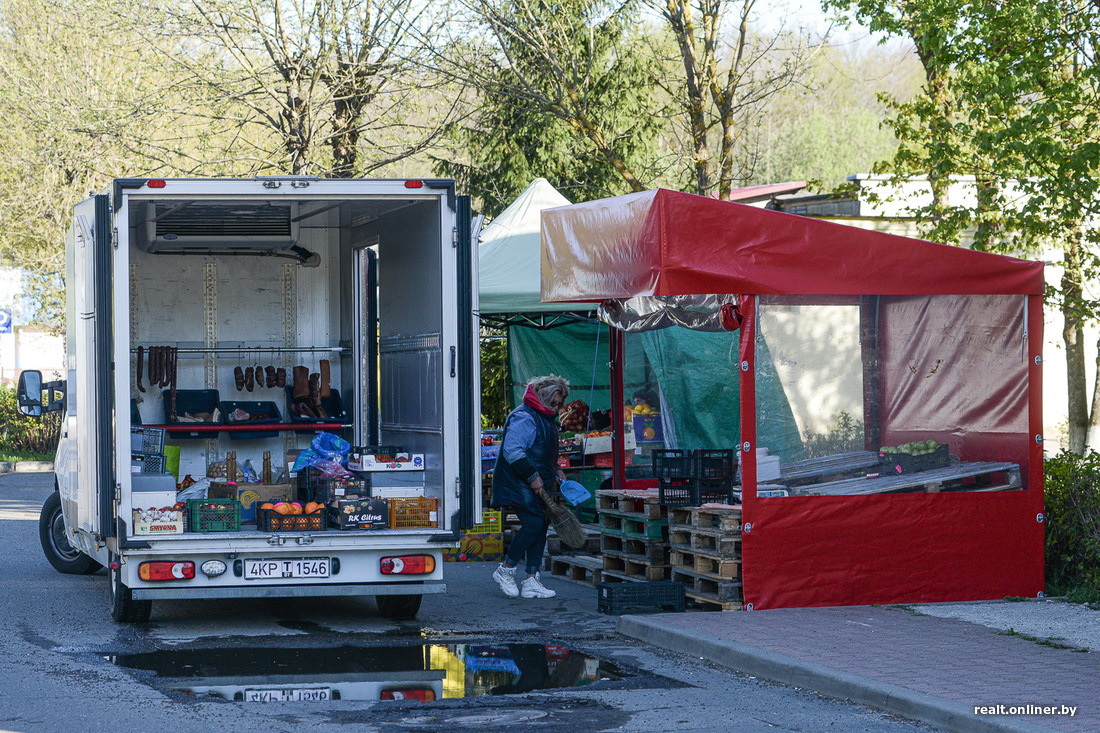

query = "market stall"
[540,188,1045,609]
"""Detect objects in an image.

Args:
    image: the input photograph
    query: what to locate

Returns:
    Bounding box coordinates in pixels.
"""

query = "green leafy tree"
[827,0,1100,453]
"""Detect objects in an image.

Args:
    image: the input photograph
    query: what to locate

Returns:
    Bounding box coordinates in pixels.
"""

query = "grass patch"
[996,627,1082,650]
[0,448,54,462]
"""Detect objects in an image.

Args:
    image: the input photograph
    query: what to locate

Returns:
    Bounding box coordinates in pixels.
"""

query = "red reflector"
[139,561,195,581]
[146,179,166,188]
[404,180,423,188]
[380,555,435,574]
[381,688,435,702]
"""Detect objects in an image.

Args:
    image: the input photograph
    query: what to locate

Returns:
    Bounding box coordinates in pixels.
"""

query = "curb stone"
[617,615,1051,733]
[0,462,12,474]
[12,461,54,473]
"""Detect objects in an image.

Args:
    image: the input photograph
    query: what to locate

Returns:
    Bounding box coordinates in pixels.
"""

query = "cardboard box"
[581,431,637,455]
[443,532,505,562]
[593,452,633,467]
[355,453,426,472]
[132,509,185,536]
[632,414,664,443]
[334,498,389,529]
[209,482,293,523]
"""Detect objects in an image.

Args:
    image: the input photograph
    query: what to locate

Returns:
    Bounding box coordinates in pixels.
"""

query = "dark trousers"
[505,505,549,574]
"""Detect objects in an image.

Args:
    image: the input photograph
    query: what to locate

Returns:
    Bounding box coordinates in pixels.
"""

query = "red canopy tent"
[540,188,1045,610]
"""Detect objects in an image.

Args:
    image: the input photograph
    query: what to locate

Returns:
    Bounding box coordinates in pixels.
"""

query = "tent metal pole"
[609,326,626,489]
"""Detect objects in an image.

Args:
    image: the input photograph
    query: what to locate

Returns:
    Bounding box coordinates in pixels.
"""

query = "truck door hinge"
[452,227,458,248]
[296,536,314,545]
[267,536,286,546]
[455,477,461,498]
[114,482,121,502]
[112,227,119,249]
[450,346,456,377]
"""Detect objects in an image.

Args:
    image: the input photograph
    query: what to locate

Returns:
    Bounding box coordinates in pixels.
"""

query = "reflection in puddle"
[106,643,625,702]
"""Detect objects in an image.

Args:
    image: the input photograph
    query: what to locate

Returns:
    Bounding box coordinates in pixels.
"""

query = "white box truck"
[17,176,481,622]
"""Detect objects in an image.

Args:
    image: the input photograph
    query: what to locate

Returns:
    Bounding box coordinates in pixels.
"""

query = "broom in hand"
[540,488,587,550]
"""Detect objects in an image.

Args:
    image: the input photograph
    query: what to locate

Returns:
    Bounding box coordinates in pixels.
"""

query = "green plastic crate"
[187,499,241,532]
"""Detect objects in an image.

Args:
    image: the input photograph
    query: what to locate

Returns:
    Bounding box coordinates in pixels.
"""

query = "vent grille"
[154,203,292,238]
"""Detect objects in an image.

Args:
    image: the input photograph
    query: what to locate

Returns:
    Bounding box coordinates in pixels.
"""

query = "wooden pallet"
[601,533,668,562]
[672,567,742,602]
[600,513,668,541]
[671,549,741,579]
[691,506,742,532]
[546,523,601,555]
[685,589,743,611]
[547,553,603,587]
[603,552,672,581]
[670,527,742,556]
[596,490,666,520]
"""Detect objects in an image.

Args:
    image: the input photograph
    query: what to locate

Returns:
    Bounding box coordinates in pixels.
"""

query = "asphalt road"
[0,471,943,733]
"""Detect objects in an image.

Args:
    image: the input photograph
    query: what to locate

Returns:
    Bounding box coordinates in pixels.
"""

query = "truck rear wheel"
[109,554,152,623]
[39,491,102,575]
[376,594,422,619]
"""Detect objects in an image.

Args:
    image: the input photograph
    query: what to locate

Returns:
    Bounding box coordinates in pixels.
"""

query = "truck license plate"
[244,558,330,580]
[244,687,332,702]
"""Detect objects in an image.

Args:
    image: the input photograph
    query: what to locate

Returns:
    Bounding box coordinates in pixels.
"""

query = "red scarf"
[522,385,557,416]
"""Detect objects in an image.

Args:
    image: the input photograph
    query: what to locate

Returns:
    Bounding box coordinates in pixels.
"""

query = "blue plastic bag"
[560,480,592,506]
[311,432,350,463]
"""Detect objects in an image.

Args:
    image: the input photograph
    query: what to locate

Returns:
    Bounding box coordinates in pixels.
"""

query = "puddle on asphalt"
[106,643,627,703]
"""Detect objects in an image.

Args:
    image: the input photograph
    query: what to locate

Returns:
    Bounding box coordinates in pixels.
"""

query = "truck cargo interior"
[125,194,447,535]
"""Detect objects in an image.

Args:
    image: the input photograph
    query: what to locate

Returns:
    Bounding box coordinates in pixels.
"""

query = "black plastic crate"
[131,451,166,474]
[695,478,733,505]
[130,427,165,454]
[285,387,347,432]
[303,475,370,505]
[653,449,693,480]
[878,443,949,474]
[598,581,685,615]
[168,389,222,439]
[658,477,696,507]
[695,449,736,480]
[218,400,283,440]
[257,505,327,532]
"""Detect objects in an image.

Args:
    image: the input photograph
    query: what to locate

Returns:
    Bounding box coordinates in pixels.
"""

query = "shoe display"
[520,573,556,599]
[493,564,519,598]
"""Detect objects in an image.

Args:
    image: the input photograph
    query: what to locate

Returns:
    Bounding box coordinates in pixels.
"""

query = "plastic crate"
[470,509,502,534]
[597,581,685,615]
[131,451,166,474]
[653,449,693,480]
[878,443,950,474]
[168,389,222,439]
[257,506,327,532]
[389,497,439,529]
[695,478,733,505]
[304,475,370,504]
[187,498,241,532]
[131,427,165,454]
[218,400,283,440]
[658,478,696,507]
[695,449,736,480]
[285,387,347,431]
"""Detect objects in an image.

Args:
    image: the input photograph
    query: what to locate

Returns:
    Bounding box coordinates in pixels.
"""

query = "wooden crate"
[547,553,603,587]
[602,552,672,582]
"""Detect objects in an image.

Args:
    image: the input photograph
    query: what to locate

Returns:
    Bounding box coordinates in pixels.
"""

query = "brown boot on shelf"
[308,373,328,418]
[319,359,331,398]
[292,366,309,400]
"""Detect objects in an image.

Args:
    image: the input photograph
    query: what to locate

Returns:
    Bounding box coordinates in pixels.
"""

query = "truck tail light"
[380,555,435,574]
[139,561,195,581]
[381,688,435,702]
[146,179,166,188]
[403,180,423,188]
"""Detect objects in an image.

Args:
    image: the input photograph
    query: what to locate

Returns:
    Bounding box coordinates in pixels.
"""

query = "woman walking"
[489,375,569,599]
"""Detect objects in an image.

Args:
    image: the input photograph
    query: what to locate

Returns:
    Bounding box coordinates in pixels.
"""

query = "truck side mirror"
[17,370,43,418]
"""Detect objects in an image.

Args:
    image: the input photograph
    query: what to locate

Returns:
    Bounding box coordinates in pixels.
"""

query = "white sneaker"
[520,573,556,599]
[493,564,519,598]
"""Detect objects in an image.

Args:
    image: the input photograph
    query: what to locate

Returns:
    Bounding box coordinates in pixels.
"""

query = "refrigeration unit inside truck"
[19,177,481,622]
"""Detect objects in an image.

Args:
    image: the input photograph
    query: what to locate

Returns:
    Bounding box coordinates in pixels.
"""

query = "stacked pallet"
[669,504,743,610]
[596,489,671,582]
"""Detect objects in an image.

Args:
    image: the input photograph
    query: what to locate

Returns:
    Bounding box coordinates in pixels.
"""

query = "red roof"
[540,188,1043,300]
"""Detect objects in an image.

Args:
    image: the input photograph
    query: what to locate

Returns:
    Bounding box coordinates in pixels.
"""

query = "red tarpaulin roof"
[540,189,1044,303]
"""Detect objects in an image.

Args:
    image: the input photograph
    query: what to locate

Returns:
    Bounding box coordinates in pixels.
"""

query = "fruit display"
[559,400,590,432]
[631,398,656,415]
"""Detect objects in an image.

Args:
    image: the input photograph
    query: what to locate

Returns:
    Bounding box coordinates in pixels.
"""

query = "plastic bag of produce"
[311,432,351,463]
